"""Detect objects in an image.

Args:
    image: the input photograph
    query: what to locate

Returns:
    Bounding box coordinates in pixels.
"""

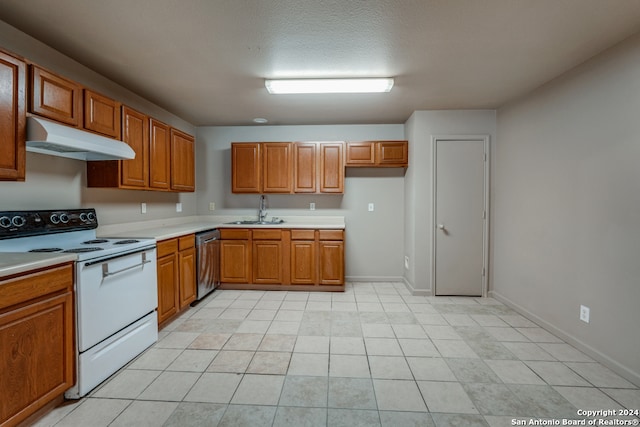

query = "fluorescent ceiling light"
[265,78,394,94]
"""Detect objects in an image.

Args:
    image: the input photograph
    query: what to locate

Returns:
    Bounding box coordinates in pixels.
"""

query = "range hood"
[26,117,135,161]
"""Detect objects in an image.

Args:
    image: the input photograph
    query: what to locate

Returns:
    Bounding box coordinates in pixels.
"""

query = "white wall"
[0,20,197,224]
[493,33,640,384]
[404,111,497,294]
[196,125,406,280]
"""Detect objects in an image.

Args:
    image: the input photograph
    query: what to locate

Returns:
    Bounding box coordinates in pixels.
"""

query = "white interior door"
[433,137,488,296]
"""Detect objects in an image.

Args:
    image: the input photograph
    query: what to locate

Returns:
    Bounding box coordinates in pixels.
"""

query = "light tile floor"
[35,282,639,427]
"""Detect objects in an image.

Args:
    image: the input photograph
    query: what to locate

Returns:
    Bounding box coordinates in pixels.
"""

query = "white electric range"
[0,209,159,398]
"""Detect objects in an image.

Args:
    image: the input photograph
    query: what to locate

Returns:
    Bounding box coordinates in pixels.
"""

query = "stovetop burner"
[0,208,156,262]
[63,247,104,253]
[114,239,139,245]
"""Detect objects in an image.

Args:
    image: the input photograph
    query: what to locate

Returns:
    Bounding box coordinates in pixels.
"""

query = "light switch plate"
[176,202,182,213]
[141,203,147,214]
[209,202,216,211]
[368,203,375,212]
[310,202,316,211]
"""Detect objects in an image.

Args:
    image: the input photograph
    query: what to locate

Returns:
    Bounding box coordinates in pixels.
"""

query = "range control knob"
[59,213,69,224]
[0,216,11,228]
[87,212,96,222]
[50,214,60,224]
[79,212,88,222]
[11,216,26,227]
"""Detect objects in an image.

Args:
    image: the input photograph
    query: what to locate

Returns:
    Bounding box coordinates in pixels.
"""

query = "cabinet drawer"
[318,229,344,241]
[252,229,281,240]
[291,229,315,240]
[0,263,73,311]
[220,228,251,240]
[178,234,195,250]
[157,238,178,258]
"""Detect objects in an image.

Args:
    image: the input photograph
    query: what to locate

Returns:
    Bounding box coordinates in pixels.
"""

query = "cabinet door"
[149,119,171,190]
[319,240,344,285]
[178,246,196,308]
[121,106,148,188]
[291,240,316,284]
[221,240,251,283]
[262,143,292,193]
[293,142,317,193]
[0,52,26,181]
[319,142,344,193]
[232,143,261,193]
[376,141,408,166]
[0,265,74,427]
[30,65,81,126]
[170,128,195,192]
[156,253,179,324]
[253,240,283,284]
[345,142,375,166]
[84,89,121,138]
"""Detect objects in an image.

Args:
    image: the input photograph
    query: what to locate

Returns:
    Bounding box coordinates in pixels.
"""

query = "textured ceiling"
[1,0,640,126]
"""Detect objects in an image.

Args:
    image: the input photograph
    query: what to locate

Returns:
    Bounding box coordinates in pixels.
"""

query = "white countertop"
[0,215,344,279]
[0,253,77,279]
[97,215,346,241]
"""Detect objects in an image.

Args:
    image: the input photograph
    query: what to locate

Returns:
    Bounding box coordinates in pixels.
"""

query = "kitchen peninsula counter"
[0,252,77,279]
[97,215,346,241]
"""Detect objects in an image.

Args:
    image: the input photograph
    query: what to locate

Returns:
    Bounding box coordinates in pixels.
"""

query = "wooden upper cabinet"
[170,128,195,192]
[83,89,121,138]
[294,142,317,193]
[232,142,261,193]
[262,142,292,193]
[319,142,344,193]
[377,141,408,166]
[120,106,149,188]
[29,65,81,126]
[232,141,344,194]
[345,141,375,166]
[149,118,171,190]
[345,141,408,167]
[0,51,26,181]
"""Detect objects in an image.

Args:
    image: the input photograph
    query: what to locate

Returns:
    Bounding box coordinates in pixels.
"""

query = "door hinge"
[482,267,486,276]
[484,153,487,161]
[482,210,486,219]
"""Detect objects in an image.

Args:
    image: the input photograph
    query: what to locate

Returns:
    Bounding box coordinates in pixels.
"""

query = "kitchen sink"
[225,219,285,225]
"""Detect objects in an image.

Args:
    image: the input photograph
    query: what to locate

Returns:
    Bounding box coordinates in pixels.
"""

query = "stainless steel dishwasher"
[194,229,220,302]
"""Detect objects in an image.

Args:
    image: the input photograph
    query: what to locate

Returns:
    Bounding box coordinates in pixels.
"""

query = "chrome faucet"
[258,195,267,222]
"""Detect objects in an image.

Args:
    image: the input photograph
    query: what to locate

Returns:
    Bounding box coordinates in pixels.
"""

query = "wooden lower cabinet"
[0,263,75,427]
[252,228,285,284]
[220,228,344,290]
[319,240,345,285]
[290,240,317,285]
[156,234,196,326]
[220,229,251,283]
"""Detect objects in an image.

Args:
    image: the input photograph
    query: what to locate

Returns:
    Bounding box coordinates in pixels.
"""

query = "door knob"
[437,224,445,230]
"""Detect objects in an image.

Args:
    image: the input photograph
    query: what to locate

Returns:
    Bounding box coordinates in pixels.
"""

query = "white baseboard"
[490,290,640,387]
[402,277,432,296]
[345,276,404,282]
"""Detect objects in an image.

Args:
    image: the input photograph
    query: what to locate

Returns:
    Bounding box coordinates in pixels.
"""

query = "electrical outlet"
[368,203,374,212]
[176,202,182,213]
[209,202,216,211]
[141,203,147,214]
[580,305,590,323]
[404,256,409,270]
[310,202,316,211]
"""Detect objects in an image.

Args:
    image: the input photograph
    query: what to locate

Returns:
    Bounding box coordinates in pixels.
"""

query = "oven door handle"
[102,252,152,278]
